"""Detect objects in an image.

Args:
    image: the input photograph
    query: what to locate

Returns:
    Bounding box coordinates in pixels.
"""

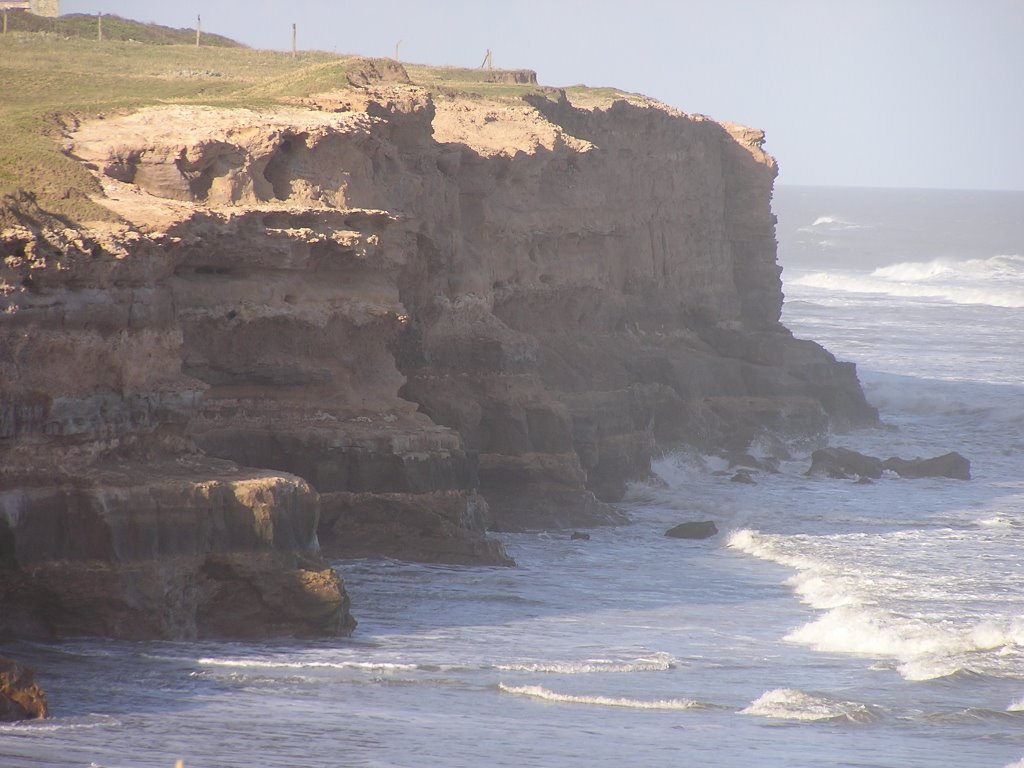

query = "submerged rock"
[0,657,48,721]
[883,452,971,480]
[665,521,718,539]
[731,471,757,484]
[570,531,591,540]
[727,452,780,473]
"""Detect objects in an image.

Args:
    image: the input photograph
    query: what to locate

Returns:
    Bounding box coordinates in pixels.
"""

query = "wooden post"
[196,14,201,47]
[291,23,296,58]
[3,9,8,36]
[97,12,102,41]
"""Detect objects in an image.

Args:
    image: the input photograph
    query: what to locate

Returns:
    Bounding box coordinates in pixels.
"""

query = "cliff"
[0,56,876,639]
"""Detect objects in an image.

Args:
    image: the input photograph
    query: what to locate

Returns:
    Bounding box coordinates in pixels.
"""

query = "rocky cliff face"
[0,66,876,638]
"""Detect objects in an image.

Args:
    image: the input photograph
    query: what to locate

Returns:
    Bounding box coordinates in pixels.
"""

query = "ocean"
[2,186,1023,768]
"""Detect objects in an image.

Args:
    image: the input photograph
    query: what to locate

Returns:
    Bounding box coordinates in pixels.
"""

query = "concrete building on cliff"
[0,0,60,17]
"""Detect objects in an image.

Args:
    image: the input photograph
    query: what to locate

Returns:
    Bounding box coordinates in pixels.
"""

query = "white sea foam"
[740,688,877,722]
[1008,698,1024,712]
[0,715,118,733]
[798,215,867,231]
[791,255,1024,308]
[497,653,675,674]
[197,657,420,672]
[729,529,1024,680]
[497,683,700,710]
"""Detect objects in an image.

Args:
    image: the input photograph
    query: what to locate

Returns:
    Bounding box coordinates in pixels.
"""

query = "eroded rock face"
[0,223,354,639]
[1,73,879,635]
[0,461,351,638]
[0,657,48,721]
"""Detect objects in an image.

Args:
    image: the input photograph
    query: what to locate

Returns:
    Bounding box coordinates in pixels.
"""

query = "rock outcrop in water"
[0,63,877,638]
[0,657,48,721]
[807,448,970,481]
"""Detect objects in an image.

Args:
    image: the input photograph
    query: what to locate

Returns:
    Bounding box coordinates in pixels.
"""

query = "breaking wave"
[497,653,676,674]
[197,657,421,672]
[727,529,1024,681]
[497,683,701,710]
[791,254,1024,308]
[798,215,868,232]
[740,688,879,722]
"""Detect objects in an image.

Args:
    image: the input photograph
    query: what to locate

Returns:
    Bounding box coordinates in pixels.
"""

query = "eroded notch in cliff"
[263,133,309,201]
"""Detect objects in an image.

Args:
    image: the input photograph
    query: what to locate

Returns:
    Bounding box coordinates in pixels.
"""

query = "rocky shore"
[0,60,876,639]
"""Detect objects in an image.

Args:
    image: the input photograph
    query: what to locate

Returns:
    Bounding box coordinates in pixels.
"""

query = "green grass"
[0,31,343,224]
[1,10,241,46]
[0,18,608,227]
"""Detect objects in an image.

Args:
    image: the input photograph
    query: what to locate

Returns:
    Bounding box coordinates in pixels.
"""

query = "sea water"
[2,186,1023,768]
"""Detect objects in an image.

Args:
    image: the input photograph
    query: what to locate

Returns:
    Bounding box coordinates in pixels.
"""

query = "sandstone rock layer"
[1,67,877,637]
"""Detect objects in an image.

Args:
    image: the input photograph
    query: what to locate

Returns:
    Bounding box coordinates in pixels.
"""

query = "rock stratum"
[0,63,876,639]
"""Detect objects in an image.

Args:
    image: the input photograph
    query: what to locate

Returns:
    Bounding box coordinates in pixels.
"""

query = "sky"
[61,0,1024,191]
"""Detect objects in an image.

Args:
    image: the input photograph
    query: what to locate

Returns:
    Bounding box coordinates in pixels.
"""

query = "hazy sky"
[61,0,1024,191]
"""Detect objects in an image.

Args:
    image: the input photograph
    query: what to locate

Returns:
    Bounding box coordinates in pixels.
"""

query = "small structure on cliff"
[0,0,59,17]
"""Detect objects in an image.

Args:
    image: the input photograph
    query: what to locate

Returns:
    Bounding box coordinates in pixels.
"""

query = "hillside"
[1,10,241,45]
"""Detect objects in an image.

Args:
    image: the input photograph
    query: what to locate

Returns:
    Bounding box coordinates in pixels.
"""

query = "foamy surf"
[497,683,701,710]
[496,653,676,674]
[741,688,878,723]
[728,529,1024,680]
[197,657,421,672]
[790,254,1024,308]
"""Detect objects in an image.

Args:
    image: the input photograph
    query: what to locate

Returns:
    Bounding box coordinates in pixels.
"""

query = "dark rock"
[570,531,590,540]
[665,520,718,539]
[731,471,756,484]
[807,447,883,479]
[727,452,779,473]
[0,657,48,721]
[318,490,513,566]
[883,452,971,480]
[854,476,874,485]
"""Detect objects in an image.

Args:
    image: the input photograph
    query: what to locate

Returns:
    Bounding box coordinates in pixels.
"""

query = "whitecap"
[496,653,675,674]
[497,683,700,710]
[740,688,877,722]
[0,714,119,733]
[808,215,866,230]
[791,255,1024,308]
[197,657,420,672]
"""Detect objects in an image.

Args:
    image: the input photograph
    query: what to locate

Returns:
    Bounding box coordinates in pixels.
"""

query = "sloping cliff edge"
[0,64,876,639]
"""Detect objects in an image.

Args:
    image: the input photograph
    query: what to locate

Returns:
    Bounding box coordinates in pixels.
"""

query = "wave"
[0,714,119,733]
[497,683,701,710]
[796,215,868,232]
[497,653,675,674]
[860,372,1024,424]
[790,254,1024,308]
[740,688,879,723]
[197,657,421,672]
[728,529,1024,681]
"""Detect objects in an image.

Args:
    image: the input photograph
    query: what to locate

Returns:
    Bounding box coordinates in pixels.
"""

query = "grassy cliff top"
[1,10,241,46]
[0,17,629,228]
